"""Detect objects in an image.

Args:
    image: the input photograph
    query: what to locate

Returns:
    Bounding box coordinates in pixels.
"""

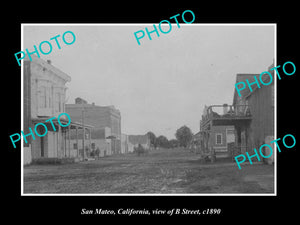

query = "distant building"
[66,99,121,156]
[23,56,89,164]
[69,127,111,157]
[128,134,150,152]
[121,134,129,154]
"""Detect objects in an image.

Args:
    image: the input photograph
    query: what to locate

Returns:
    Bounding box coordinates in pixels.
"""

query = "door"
[241,129,247,154]
[47,132,56,158]
[38,125,47,157]
[41,136,44,157]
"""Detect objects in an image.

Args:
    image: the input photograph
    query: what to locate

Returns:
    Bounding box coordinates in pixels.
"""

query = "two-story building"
[23,56,91,164]
[199,104,246,160]
[199,63,274,163]
[233,65,275,164]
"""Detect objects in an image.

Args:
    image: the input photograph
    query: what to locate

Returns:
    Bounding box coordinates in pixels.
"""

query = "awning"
[32,117,94,131]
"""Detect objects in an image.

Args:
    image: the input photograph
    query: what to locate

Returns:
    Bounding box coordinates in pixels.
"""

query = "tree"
[146,131,157,148]
[169,139,179,148]
[175,125,193,148]
[156,135,169,148]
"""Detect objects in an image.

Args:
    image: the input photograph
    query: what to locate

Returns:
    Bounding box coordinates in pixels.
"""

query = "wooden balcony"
[200,104,252,130]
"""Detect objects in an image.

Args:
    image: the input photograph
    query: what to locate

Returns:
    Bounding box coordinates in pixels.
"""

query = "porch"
[30,117,93,164]
[199,104,252,161]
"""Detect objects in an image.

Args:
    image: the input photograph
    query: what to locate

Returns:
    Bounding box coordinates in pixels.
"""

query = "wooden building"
[200,63,274,163]
[233,65,275,163]
[200,104,251,161]
[23,56,91,164]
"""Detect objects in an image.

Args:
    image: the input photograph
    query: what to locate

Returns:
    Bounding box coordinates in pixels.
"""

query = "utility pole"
[82,103,85,161]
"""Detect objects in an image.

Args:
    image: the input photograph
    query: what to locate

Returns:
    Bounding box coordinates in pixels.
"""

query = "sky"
[23,24,275,139]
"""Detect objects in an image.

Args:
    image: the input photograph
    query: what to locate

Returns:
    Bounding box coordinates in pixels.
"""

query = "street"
[23,148,274,194]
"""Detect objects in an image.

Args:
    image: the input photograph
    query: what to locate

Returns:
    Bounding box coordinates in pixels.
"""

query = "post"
[57,126,60,158]
[68,126,71,157]
[76,126,79,158]
[82,106,85,160]
[64,128,67,157]
[89,128,91,154]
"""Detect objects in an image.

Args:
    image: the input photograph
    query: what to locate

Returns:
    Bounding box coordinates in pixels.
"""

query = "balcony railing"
[201,104,251,122]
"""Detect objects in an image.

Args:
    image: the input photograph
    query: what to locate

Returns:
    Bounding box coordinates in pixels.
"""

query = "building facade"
[199,63,274,163]
[199,105,237,159]
[23,56,89,164]
[233,64,275,164]
[66,99,121,156]
[128,134,150,152]
[121,134,130,154]
[68,127,111,158]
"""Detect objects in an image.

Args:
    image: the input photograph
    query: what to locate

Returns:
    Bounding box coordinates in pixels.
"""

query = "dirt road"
[23,148,274,194]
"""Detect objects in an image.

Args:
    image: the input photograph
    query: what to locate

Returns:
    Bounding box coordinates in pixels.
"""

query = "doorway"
[41,136,44,157]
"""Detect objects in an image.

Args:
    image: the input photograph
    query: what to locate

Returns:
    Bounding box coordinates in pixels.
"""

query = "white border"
[21,24,24,195]
[21,23,277,196]
[274,24,277,196]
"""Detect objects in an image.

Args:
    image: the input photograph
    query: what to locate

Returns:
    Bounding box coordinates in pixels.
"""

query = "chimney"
[223,104,228,115]
[92,102,95,106]
[47,60,51,64]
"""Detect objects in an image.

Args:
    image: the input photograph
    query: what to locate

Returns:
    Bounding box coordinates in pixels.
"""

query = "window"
[49,86,52,109]
[73,143,78,149]
[244,100,250,115]
[55,93,61,112]
[216,133,222,145]
[38,86,47,108]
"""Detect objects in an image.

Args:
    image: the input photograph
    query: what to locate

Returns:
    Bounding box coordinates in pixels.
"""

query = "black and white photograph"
[20,24,276,195]
[4,4,299,221]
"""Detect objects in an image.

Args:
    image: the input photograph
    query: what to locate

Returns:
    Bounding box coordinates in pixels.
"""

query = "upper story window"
[244,100,250,116]
[38,86,46,108]
[55,92,61,112]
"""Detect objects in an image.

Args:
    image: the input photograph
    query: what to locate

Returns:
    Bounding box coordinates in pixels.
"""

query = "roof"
[233,63,275,105]
[233,74,259,105]
[24,55,71,82]
[244,65,274,99]
[128,135,149,145]
[66,103,120,115]
[194,131,201,136]
[32,117,94,130]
